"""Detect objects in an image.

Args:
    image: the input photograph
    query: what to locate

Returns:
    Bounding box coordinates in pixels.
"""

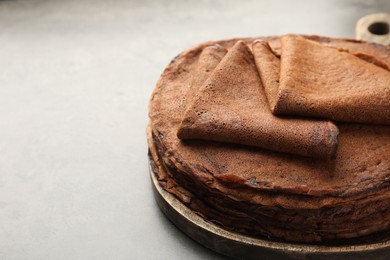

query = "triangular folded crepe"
[178,41,339,158]
[252,40,280,111]
[184,44,227,110]
[273,35,390,125]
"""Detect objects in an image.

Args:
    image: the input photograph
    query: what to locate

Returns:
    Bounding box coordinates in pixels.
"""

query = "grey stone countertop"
[0,0,389,259]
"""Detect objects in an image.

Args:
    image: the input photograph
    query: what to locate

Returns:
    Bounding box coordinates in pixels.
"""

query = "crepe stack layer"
[147,35,390,242]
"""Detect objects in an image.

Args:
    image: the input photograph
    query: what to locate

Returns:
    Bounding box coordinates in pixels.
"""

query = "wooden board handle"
[356,13,390,45]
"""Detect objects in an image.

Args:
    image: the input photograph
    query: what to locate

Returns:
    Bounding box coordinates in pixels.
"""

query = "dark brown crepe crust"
[178,40,339,158]
[148,35,390,242]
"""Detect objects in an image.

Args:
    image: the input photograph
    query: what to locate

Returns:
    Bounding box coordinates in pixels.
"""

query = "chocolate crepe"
[272,35,390,124]
[148,35,390,242]
[149,128,390,242]
[178,40,338,158]
[184,44,227,110]
[252,40,280,110]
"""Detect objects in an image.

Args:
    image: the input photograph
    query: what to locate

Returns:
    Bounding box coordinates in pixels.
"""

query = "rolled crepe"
[178,41,339,158]
[273,35,390,125]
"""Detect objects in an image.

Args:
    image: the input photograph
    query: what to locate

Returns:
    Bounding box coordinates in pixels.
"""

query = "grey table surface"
[0,0,389,259]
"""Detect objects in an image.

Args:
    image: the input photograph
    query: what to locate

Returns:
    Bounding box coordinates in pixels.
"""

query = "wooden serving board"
[150,165,390,259]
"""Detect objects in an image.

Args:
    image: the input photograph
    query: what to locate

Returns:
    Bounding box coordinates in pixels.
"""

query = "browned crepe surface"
[184,44,227,111]
[252,40,280,110]
[178,40,338,158]
[273,35,390,124]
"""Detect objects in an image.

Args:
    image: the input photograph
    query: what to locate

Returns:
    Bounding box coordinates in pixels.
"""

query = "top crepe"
[273,35,390,124]
[178,40,339,158]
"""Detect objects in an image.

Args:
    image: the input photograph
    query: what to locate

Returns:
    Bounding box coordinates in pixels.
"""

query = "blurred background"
[0,0,389,259]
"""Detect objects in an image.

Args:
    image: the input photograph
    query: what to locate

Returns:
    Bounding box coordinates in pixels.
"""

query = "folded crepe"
[252,40,280,111]
[177,41,339,158]
[271,35,390,125]
[184,44,227,110]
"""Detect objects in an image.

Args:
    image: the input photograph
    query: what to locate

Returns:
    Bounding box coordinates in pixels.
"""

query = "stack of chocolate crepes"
[148,35,390,242]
